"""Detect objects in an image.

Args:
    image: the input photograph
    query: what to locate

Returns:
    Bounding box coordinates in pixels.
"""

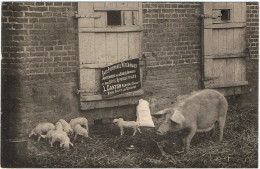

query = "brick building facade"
[1,2,258,139]
[142,2,201,111]
[241,2,259,105]
[2,2,79,139]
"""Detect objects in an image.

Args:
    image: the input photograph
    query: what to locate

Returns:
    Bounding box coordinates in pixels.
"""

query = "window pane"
[221,9,230,21]
[107,11,121,26]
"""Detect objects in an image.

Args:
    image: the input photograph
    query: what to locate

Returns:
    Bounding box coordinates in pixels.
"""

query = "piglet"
[41,129,55,143]
[73,124,89,143]
[29,123,55,142]
[55,121,63,131]
[69,117,89,131]
[113,118,141,136]
[49,130,73,150]
[58,119,73,135]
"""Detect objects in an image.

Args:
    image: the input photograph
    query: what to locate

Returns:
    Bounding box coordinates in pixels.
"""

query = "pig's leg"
[37,132,42,142]
[74,133,78,141]
[120,127,124,136]
[85,125,89,133]
[218,115,226,142]
[133,128,137,136]
[180,134,187,151]
[210,123,216,137]
[50,138,56,147]
[182,136,186,147]
[137,127,141,133]
[210,122,217,137]
[37,135,41,142]
[156,142,167,156]
[81,135,86,143]
[185,126,197,151]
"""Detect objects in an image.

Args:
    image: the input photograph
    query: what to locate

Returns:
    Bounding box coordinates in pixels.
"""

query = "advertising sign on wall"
[101,58,141,98]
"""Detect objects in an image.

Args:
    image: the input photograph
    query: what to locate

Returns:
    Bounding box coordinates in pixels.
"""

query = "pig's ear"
[170,110,185,124]
[152,108,172,118]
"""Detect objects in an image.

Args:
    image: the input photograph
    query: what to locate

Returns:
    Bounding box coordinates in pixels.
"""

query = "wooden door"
[202,2,248,95]
[77,2,143,110]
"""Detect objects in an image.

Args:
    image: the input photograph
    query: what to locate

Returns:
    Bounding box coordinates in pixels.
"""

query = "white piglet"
[49,130,73,150]
[41,129,55,143]
[55,121,63,131]
[29,123,55,142]
[73,124,89,143]
[58,119,73,135]
[70,117,89,131]
[113,118,141,136]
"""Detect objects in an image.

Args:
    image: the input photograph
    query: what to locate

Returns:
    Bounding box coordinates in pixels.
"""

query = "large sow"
[153,89,228,153]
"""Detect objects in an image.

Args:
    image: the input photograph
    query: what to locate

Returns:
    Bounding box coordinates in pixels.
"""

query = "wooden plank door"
[202,2,248,96]
[78,2,143,110]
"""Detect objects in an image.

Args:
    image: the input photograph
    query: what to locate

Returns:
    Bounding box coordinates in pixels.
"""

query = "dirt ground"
[5,103,258,168]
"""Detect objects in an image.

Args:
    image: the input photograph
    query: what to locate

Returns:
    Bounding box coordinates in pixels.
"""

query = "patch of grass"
[21,105,258,168]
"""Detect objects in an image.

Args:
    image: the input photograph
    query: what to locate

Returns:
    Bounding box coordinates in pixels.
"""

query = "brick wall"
[1,2,80,139]
[141,2,202,111]
[1,2,258,139]
[240,2,259,106]
[246,2,259,59]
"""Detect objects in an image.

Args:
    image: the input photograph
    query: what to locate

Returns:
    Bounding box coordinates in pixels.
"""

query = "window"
[107,11,121,26]
[221,9,230,21]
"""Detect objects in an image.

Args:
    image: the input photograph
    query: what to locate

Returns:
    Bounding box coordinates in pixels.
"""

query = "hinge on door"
[74,12,101,19]
[76,89,87,94]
